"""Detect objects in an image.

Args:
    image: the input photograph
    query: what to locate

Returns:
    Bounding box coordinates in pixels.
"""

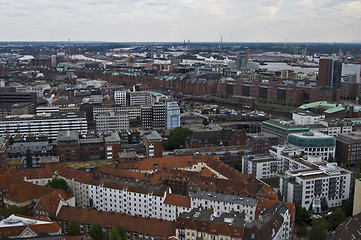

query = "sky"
[0,0,361,42]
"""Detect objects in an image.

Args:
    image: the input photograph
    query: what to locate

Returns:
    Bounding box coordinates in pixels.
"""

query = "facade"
[318,58,342,88]
[114,90,129,106]
[319,119,353,136]
[141,105,153,129]
[144,130,163,158]
[190,191,258,221]
[104,131,122,160]
[353,179,361,216]
[280,162,352,212]
[93,106,141,120]
[152,102,166,129]
[165,101,180,129]
[95,111,129,133]
[247,133,279,154]
[56,131,81,162]
[242,155,283,179]
[261,119,309,144]
[287,132,336,161]
[335,131,361,165]
[292,112,324,125]
[0,112,87,140]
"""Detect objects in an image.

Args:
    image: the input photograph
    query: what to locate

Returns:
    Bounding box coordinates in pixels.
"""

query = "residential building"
[0,112,87,140]
[57,206,176,239]
[242,155,283,179]
[0,214,61,239]
[328,212,361,240]
[114,90,129,106]
[190,191,258,221]
[335,131,361,165]
[56,131,81,162]
[287,132,336,161]
[280,162,352,212]
[95,111,129,133]
[319,119,353,136]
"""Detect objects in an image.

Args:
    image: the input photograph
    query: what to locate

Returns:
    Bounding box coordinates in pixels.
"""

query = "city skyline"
[0,0,361,42]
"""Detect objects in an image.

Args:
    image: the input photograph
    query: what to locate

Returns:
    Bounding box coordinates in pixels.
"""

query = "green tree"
[325,208,346,231]
[164,127,193,151]
[67,220,80,236]
[109,225,127,240]
[296,226,308,238]
[232,161,242,172]
[308,218,327,240]
[4,205,28,217]
[46,178,69,192]
[89,223,105,240]
[202,118,209,126]
[295,204,311,226]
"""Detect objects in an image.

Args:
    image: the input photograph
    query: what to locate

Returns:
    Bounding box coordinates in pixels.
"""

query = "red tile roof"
[164,194,191,208]
[3,182,55,203]
[57,206,176,237]
[35,189,74,215]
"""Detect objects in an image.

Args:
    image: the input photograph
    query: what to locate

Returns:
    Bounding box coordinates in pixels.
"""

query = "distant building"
[292,111,324,125]
[95,111,129,133]
[104,131,121,160]
[318,58,342,88]
[242,155,283,179]
[328,212,361,240]
[152,102,166,129]
[0,112,87,140]
[165,101,180,129]
[56,131,81,162]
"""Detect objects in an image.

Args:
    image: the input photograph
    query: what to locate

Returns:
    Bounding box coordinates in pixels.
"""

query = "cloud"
[0,0,360,41]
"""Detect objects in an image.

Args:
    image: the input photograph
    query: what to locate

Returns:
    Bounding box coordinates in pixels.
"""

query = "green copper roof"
[299,101,337,109]
[324,106,345,114]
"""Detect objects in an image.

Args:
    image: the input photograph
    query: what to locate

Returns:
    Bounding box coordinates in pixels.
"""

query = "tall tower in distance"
[318,58,342,88]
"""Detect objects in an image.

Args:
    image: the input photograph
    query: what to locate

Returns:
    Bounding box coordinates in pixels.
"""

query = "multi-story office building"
[93,106,141,120]
[0,87,37,105]
[114,90,129,106]
[144,130,163,158]
[152,102,166,129]
[319,119,353,136]
[335,131,361,165]
[0,112,87,140]
[165,101,180,129]
[261,119,309,144]
[287,132,336,161]
[292,112,324,125]
[141,105,153,129]
[318,58,342,88]
[95,111,129,133]
[280,162,352,212]
[56,131,81,162]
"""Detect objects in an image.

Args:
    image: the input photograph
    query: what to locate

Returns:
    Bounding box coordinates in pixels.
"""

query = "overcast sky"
[0,0,360,42]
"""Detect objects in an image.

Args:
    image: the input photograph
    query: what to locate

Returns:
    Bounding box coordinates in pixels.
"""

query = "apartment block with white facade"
[292,112,324,125]
[280,162,352,212]
[319,119,353,136]
[190,191,258,222]
[114,90,129,106]
[242,155,283,179]
[0,112,87,140]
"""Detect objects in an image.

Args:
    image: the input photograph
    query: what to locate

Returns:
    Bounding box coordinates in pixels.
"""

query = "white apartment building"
[165,101,180,129]
[280,162,352,212]
[292,112,324,125]
[89,183,169,220]
[0,112,87,140]
[242,155,283,179]
[95,111,129,133]
[190,191,258,222]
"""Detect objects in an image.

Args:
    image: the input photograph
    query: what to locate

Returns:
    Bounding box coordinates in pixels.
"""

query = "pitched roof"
[3,182,55,203]
[35,189,74,215]
[164,194,191,208]
[57,206,176,237]
[328,212,361,240]
[0,214,61,238]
